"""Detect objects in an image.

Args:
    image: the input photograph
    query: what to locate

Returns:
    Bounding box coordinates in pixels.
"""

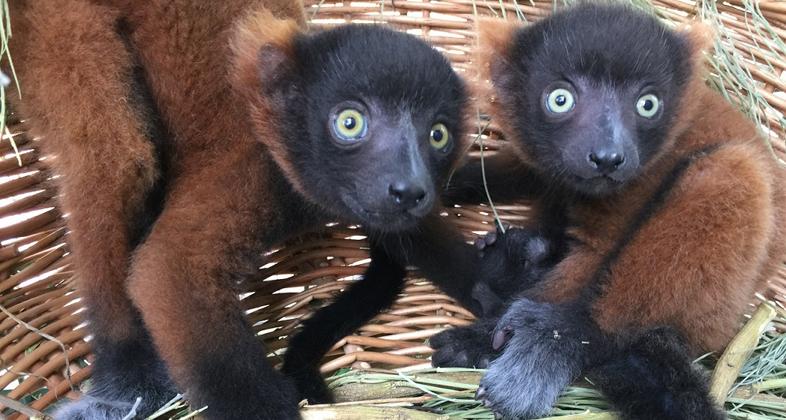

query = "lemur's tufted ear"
[676,22,715,65]
[230,9,303,104]
[474,18,523,86]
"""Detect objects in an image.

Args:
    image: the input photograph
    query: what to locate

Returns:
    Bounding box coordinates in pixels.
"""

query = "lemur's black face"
[499,4,691,197]
[279,25,466,231]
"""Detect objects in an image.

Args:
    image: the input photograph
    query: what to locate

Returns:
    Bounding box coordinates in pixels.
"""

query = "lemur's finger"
[492,326,513,350]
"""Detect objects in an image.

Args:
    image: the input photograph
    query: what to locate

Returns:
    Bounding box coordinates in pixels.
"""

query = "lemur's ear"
[675,22,714,65]
[667,22,716,140]
[473,18,523,108]
[475,18,522,84]
[230,9,303,104]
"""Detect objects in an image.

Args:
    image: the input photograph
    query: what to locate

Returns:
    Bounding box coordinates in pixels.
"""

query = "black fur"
[492,3,693,197]
[54,336,177,420]
[470,225,566,316]
[428,226,568,372]
[188,325,301,419]
[587,328,726,420]
[281,212,490,402]
[257,24,489,410]
[282,245,407,403]
[273,25,468,233]
[430,318,498,369]
[380,213,488,315]
[425,217,570,375]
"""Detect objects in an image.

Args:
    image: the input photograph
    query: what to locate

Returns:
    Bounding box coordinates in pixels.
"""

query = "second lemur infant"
[433,3,785,419]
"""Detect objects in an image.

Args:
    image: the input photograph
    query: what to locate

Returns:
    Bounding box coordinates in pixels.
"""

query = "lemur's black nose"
[588,150,625,175]
[389,181,427,210]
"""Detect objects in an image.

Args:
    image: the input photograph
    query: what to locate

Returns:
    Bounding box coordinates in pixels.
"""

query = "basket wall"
[0,1,784,418]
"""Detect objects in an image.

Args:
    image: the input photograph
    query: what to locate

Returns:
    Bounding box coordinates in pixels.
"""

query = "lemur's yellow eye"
[636,94,660,118]
[546,88,575,114]
[333,109,367,141]
[429,123,450,150]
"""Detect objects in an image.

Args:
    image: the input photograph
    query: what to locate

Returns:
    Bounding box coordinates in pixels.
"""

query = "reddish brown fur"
[108,0,308,389]
[8,0,160,342]
[474,17,538,167]
[9,0,312,412]
[230,10,307,194]
[476,18,786,353]
[114,0,309,379]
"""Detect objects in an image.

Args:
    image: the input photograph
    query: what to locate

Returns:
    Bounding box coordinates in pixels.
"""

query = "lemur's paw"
[475,227,550,263]
[475,298,589,419]
[471,228,556,317]
[430,320,497,368]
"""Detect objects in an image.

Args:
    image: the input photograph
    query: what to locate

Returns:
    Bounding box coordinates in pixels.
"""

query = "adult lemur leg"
[127,149,300,419]
[9,2,175,418]
[283,245,407,403]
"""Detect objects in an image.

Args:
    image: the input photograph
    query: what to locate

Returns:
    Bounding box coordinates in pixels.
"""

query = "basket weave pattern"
[0,1,784,417]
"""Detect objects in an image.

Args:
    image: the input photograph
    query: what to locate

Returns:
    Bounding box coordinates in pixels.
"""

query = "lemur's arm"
[589,143,774,352]
[282,245,407,403]
[379,213,485,315]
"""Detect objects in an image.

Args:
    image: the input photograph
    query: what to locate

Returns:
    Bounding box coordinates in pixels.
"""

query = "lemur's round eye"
[636,94,660,118]
[546,88,575,114]
[429,123,450,150]
[333,109,367,141]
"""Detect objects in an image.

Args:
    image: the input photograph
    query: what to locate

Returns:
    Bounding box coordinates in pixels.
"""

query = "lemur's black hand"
[471,227,555,317]
[429,318,499,368]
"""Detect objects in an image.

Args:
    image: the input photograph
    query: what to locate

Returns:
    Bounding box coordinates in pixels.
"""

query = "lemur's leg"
[127,148,301,419]
[283,245,406,403]
[9,2,175,418]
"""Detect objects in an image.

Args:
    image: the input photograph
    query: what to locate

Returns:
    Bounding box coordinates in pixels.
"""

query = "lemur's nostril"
[588,151,625,174]
[389,181,427,210]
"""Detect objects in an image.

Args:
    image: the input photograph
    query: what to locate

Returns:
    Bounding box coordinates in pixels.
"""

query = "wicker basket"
[0,1,784,418]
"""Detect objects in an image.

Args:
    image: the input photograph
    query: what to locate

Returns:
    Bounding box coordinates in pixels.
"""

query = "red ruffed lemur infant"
[432,3,786,419]
[9,1,486,418]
